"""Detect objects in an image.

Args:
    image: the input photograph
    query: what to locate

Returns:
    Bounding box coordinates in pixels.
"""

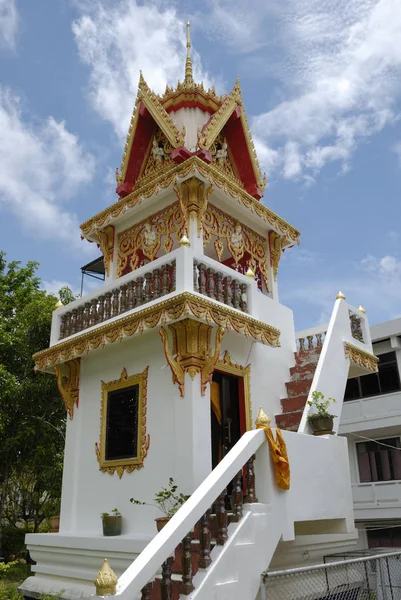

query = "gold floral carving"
[94,559,118,596]
[344,342,379,373]
[215,351,252,431]
[33,293,281,372]
[54,358,80,419]
[96,366,150,478]
[174,177,213,237]
[117,73,185,185]
[159,319,225,396]
[81,157,300,246]
[117,201,185,277]
[203,203,269,288]
[197,79,266,192]
[268,231,289,281]
[210,133,243,188]
[96,225,115,277]
[140,129,173,180]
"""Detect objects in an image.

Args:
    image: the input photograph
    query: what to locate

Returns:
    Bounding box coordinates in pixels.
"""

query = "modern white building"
[339,317,401,550]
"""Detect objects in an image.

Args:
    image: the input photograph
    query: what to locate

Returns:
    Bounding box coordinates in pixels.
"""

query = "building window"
[344,351,400,401]
[96,367,150,477]
[356,438,401,482]
[367,526,401,548]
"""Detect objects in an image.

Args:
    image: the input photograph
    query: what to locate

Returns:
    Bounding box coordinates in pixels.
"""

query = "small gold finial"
[185,21,193,84]
[358,305,366,314]
[94,559,118,596]
[255,407,271,428]
[336,290,346,300]
[179,234,190,247]
[245,267,255,279]
[54,299,63,310]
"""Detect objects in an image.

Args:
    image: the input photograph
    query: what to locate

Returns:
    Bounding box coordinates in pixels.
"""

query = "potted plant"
[101,508,122,536]
[307,391,336,436]
[49,515,60,533]
[130,478,189,532]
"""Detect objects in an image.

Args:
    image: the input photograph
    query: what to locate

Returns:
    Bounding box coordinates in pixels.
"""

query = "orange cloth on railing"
[257,425,290,490]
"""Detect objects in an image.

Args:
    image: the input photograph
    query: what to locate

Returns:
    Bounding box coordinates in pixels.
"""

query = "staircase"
[275,333,325,432]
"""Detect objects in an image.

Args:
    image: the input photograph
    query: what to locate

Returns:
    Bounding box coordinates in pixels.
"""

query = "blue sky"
[0,0,400,330]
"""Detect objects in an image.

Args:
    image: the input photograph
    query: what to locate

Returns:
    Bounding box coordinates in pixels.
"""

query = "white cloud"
[0,87,96,251]
[72,0,212,139]
[283,253,401,326]
[0,0,18,50]
[250,0,401,179]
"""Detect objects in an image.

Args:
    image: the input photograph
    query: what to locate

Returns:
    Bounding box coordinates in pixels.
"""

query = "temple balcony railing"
[50,247,273,347]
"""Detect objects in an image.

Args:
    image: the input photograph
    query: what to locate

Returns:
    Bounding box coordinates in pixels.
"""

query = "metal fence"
[261,550,401,600]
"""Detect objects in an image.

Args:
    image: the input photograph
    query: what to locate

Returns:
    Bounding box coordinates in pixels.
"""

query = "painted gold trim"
[117,74,185,184]
[197,79,266,191]
[96,225,115,277]
[33,292,281,372]
[96,366,150,478]
[54,358,80,419]
[268,231,288,281]
[80,157,300,246]
[174,177,213,237]
[344,342,379,373]
[215,351,252,432]
[159,320,224,396]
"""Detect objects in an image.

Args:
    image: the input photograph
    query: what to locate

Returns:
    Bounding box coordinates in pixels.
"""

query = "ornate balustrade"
[296,331,326,352]
[113,428,266,600]
[59,260,176,340]
[193,259,249,313]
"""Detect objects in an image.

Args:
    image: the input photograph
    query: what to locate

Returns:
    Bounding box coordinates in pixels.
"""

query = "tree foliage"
[0,251,71,556]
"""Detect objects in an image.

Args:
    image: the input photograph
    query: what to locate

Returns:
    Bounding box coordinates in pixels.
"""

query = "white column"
[173,372,212,495]
[188,215,204,255]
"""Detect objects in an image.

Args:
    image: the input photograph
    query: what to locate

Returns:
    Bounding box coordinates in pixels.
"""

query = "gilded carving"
[117,74,185,184]
[81,157,300,247]
[54,358,80,419]
[197,79,266,192]
[140,129,173,182]
[203,203,269,288]
[117,201,185,277]
[160,319,225,396]
[33,293,281,372]
[215,351,252,431]
[174,177,213,237]
[210,134,243,187]
[268,231,288,281]
[349,311,364,343]
[96,225,115,277]
[96,366,150,478]
[344,342,379,373]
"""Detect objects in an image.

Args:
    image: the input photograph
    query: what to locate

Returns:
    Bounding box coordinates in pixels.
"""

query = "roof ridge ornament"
[185,21,194,85]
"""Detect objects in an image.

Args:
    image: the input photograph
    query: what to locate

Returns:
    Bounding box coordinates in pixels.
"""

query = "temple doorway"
[211,370,248,469]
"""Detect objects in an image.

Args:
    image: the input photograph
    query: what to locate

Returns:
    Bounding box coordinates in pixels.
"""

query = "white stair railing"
[107,428,267,600]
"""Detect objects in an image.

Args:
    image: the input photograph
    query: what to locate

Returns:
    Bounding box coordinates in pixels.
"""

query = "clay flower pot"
[49,516,60,533]
[309,415,334,436]
[155,517,170,532]
[102,515,122,536]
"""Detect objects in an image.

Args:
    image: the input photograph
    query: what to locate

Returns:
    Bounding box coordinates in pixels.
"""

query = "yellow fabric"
[257,425,290,490]
[211,381,222,425]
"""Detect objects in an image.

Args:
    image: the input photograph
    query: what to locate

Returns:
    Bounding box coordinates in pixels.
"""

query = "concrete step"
[289,361,318,377]
[280,394,308,413]
[275,410,303,431]
[285,377,313,398]
[294,348,322,366]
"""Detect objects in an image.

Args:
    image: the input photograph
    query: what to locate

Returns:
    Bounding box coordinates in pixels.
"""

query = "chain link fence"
[261,550,401,600]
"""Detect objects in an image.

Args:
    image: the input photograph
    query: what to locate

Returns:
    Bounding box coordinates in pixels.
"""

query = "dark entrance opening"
[211,371,246,469]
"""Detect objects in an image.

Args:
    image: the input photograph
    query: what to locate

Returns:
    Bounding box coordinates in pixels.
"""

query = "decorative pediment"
[198,80,266,199]
[116,74,185,197]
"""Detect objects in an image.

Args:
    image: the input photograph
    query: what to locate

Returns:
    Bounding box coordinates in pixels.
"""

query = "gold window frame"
[214,351,252,431]
[96,366,150,478]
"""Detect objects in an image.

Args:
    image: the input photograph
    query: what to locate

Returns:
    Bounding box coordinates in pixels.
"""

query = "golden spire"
[185,21,193,84]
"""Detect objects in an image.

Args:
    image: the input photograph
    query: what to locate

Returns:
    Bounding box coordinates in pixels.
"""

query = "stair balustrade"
[296,330,326,352]
[59,260,176,340]
[193,259,249,313]
[107,428,266,600]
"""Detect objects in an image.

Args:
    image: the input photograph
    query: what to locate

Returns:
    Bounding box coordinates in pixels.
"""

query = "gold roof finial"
[185,21,193,85]
[358,305,366,313]
[336,290,346,301]
[94,558,118,596]
[255,407,271,428]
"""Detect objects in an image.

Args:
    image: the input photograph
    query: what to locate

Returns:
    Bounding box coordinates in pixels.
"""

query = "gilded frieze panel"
[203,203,269,289]
[117,201,185,277]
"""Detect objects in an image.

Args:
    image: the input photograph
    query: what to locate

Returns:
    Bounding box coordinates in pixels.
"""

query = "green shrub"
[1,527,28,562]
[0,580,22,600]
